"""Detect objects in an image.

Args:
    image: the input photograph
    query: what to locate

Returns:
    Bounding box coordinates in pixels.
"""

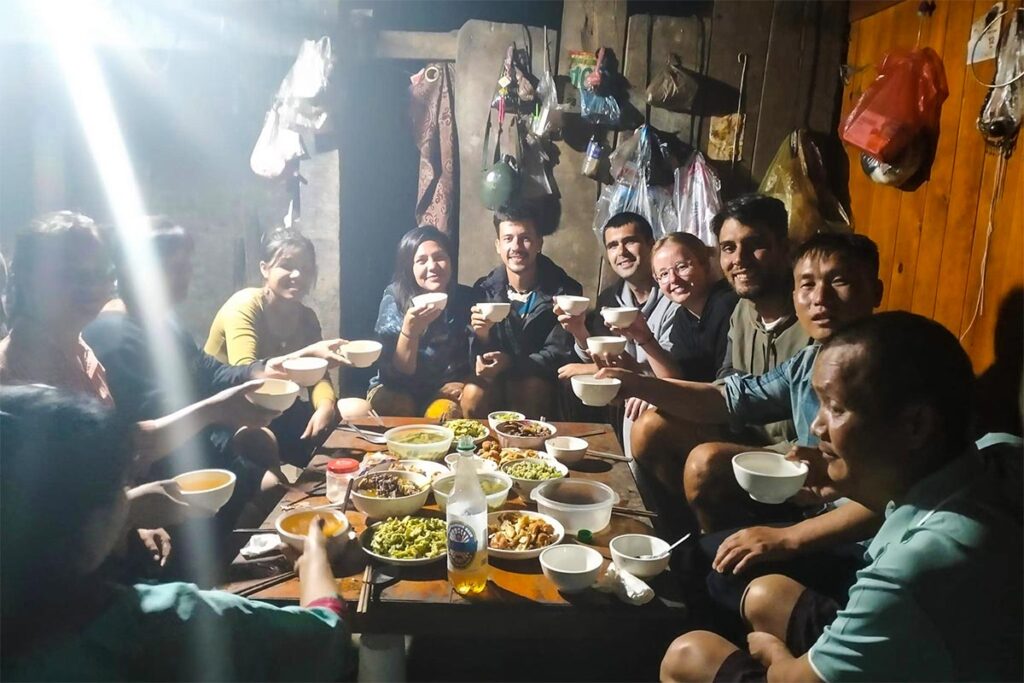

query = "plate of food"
[493,419,558,449]
[359,515,448,566]
[443,418,490,444]
[477,440,546,468]
[371,459,451,484]
[487,510,564,560]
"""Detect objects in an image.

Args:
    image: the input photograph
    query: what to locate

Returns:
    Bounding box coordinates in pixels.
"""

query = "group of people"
[0,193,1020,681]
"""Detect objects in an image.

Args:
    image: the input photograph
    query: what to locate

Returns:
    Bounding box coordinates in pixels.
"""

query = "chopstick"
[357,565,373,613]
[234,570,297,598]
[233,527,277,534]
[612,506,658,519]
[587,449,632,462]
[573,428,608,439]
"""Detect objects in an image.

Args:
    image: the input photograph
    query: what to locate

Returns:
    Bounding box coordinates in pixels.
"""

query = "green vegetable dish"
[369,516,447,559]
[444,419,488,439]
[394,431,446,445]
[490,412,520,422]
[506,460,564,481]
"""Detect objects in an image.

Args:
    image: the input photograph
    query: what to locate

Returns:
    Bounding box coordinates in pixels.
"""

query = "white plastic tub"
[530,479,620,534]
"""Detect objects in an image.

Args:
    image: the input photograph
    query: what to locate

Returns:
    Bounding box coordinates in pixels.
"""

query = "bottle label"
[447,522,477,569]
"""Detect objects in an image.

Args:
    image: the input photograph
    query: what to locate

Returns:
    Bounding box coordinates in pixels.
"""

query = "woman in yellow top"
[206,228,338,463]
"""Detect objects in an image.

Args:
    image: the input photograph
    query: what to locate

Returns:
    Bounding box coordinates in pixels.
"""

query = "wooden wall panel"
[845,0,1024,371]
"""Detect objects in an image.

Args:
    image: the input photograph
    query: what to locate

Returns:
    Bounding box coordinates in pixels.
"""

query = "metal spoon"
[639,533,691,560]
[337,421,387,444]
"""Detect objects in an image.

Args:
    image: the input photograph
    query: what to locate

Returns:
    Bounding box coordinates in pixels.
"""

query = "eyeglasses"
[655,261,696,284]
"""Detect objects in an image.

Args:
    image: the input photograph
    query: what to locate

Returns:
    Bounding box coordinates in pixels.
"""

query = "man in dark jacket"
[471,203,582,418]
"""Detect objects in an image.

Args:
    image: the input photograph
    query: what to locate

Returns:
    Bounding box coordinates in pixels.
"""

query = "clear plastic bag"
[674,151,723,247]
[593,127,676,239]
[978,8,1024,151]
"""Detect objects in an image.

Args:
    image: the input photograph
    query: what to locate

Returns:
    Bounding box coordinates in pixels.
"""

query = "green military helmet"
[480,155,520,210]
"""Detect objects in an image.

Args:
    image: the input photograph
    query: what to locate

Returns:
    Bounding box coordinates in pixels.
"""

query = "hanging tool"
[732,53,749,173]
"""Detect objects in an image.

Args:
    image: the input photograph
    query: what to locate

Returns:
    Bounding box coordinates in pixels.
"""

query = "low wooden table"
[225,418,688,638]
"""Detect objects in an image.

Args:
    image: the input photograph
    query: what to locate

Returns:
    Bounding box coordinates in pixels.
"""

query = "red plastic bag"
[841,48,948,163]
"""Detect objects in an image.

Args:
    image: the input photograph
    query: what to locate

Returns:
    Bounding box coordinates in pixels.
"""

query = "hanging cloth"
[410,63,460,237]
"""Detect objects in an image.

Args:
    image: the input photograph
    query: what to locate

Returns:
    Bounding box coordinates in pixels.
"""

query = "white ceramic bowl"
[371,459,451,484]
[173,468,237,513]
[248,379,300,412]
[350,471,431,518]
[586,336,628,356]
[340,340,383,368]
[494,419,558,450]
[275,508,351,550]
[477,302,511,323]
[530,479,619,534]
[412,292,448,311]
[570,374,622,407]
[540,544,603,593]
[337,396,374,421]
[545,436,589,465]
[609,534,671,578]
[601,306,640,328]
[384,424,455,461]
[500,457,568,498]
[432,471,512,512]
[488,411,525,432]
[282,357,328,386]
[487,511,565,560]
[443,452,499,473]
[554,295,590,316]
[732,451,809,504]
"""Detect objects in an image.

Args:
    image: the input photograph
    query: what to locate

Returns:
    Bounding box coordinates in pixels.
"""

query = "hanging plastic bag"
[759,130,851,244]
[491,45,538,115]
[519,128,557,199]
[647,54,701,112]
[978,7,1024,153]
[675,152,723,246]
[593,127,676,239]
[841,48,948,163]
[571,48,621,126]
[531,29,560,137]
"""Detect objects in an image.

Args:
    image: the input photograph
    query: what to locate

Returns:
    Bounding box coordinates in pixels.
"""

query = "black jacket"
[472,255,582,378]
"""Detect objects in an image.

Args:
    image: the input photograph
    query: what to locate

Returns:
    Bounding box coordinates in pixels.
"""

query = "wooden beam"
[849,0,904,23]
[374,30,458,61]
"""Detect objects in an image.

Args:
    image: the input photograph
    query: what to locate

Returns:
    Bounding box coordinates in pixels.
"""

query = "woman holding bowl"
[368,225,487,418]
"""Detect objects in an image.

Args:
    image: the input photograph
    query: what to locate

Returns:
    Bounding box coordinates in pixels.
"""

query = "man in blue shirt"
[660,312,1023,682]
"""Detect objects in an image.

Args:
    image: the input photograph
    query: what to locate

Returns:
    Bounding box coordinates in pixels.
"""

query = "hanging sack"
[841,48,948,163]
[647,54,702,112]
[571,48,622,126]
[978,7,1024,153]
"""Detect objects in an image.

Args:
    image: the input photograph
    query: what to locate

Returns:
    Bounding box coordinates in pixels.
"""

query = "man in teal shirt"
[660,312,1023,682]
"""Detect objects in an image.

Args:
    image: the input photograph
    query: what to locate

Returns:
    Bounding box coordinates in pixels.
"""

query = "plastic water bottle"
[447,436,489,595]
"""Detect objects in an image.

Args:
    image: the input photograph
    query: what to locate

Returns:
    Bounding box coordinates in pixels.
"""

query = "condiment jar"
[326,458,360,503]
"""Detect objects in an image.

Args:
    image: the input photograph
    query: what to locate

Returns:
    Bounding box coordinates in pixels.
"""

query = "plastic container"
[326,458,360,503]
[530,479,620,534]
[383,424,455,461]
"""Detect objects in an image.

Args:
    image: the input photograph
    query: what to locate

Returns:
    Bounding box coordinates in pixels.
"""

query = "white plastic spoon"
[639,532,691,560]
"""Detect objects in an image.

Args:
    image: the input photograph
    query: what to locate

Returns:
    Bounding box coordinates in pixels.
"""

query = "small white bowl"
[545,436,588,465]
[586,336,628,356]
[601,306,639,328]
[476,302,511,323]
[554,295,590,316]
[247,379,300,412]
[539,544,603,593]
[340,340,383,368]
[351,471,431,519]
[173,468,237,513]
[337,396,374,421]
[494,419,558,450]
[488,410,525,432]
[732,451,809,504]
[282,357,328,387]
[275,508,351,551]
[412,292,448,311]
[609,534,671,578]
[570,374,622,407]
[444,452,498,473]
[432,471,512,512]
[500,457,568,497]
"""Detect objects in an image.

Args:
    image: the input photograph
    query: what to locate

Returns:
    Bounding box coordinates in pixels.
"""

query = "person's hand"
[470,306,496,340]
[554,305,589,345]
[207,380,282,428]
[302,402,338,441]
[138,528,172,568]
[291,515,330,573]
[298,338,353,368]
[594,366,640,397]
[608,315,653,345]
[624,397,653,421]
[403,304,444,339]
[748,632,789,668]
[592,350,643,373]
[126,480,207,527]
[786,445,841,506]
[713,525,796,575]
[557,362,598,380]
[475,351,510,380]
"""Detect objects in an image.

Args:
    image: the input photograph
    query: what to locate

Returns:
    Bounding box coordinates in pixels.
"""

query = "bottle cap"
[327,458,360,474]
[456,435,475,452]
[576,529,593,543]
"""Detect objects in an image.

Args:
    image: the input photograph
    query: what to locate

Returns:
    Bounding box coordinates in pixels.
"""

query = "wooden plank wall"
[843,0,1023,372]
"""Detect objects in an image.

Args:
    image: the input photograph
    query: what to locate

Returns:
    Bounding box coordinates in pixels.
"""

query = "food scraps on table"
[369,516,446,559]
[488,512,557,551]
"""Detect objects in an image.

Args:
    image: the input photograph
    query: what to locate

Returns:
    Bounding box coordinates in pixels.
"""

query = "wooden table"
[225,418,688,638]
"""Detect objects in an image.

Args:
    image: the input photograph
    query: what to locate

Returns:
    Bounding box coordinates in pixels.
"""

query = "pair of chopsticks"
[587,448,631,463]
[357,565,373,613]
[234,570,297,597]
[612,505,658,519]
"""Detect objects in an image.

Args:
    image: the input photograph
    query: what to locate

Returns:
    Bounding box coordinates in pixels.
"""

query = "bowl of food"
[372,459,450,484]
[432,471,513,512]
[384,424,455,461]
[478,441,545,468]
[586,336,628,357]
[500,457,568,497]
[281,357,328,387]
[530,479,619,534]
[544,436,589,465]
[488,511,564,560]
[539,544,603,593]
[570,374,622,407]
[488,411,525,432]
[411,292,448,311]
[360,515,447,566]
[443,452,498,473]
[609,534,671,578]
[247,379,300,412]
[494,419,558,449]
[732,451,808,504]
[351,471,430,518]
[476,302,511,323]
[444,418,490,444]
[173,468,236,513]
[600,306,640,328]
[554,295,590,316]
[275,508,351,551]
[339,340,383,368]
